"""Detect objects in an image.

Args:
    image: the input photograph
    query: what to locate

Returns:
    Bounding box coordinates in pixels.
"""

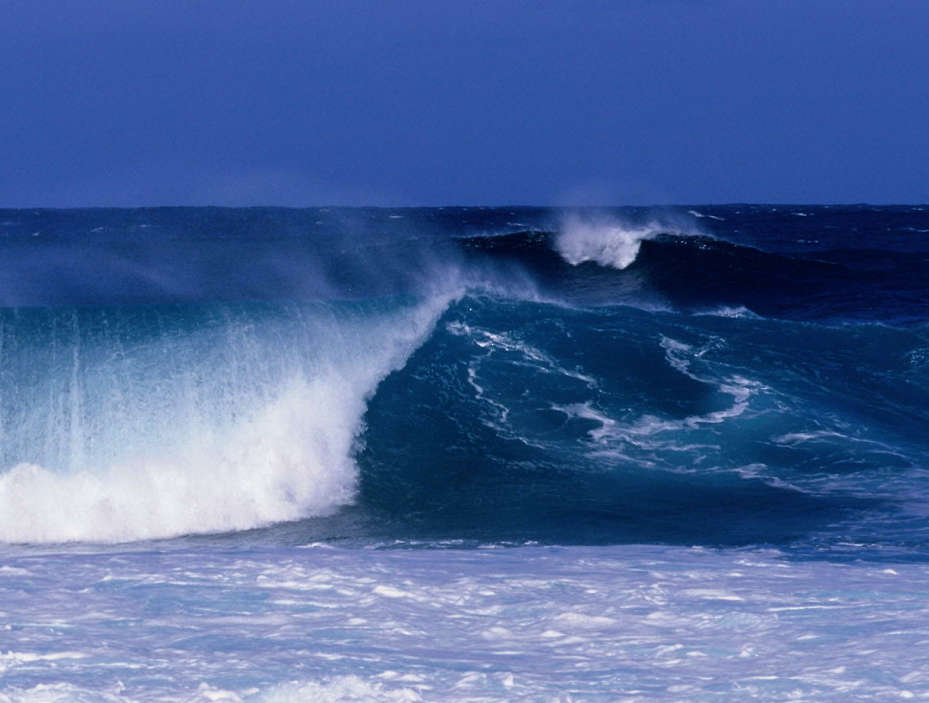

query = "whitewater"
[2,205,929,701]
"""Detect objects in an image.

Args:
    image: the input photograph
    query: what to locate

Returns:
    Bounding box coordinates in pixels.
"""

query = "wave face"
[1,205,929,554]
[351,297,929,552]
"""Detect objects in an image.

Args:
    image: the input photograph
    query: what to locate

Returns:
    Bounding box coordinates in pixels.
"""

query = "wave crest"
[0,298,448,544]
[554,214,695,270]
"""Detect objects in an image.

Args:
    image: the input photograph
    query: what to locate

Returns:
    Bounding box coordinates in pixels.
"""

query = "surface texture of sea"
[1,205,929,701]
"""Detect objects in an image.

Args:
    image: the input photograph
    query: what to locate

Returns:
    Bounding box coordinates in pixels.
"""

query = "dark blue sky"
[2,0,927,206]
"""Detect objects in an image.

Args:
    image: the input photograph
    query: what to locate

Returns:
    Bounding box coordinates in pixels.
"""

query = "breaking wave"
[554,213,697,269]
[0,298,448,543]
[1,206,929,551]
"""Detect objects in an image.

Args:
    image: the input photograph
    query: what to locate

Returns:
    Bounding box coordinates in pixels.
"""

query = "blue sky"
[1,0,927,206]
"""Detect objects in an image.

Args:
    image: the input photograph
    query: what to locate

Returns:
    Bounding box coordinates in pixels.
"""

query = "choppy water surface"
[1,206,928,700]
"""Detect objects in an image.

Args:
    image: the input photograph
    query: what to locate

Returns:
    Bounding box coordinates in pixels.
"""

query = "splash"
[554,213,698,269]
[0,298,449,544]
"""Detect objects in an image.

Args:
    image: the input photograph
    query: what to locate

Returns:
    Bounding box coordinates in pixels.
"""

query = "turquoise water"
[2,205,929,700]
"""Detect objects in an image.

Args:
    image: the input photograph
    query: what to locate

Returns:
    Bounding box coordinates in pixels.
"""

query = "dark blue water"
[2,205,928,559]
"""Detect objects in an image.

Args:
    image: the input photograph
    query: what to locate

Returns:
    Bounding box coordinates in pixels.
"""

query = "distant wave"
[554,213,701,269]
[3,205,927,321]
[456,225,927,321]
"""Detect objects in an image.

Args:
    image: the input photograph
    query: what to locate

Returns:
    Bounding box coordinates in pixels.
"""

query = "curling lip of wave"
[0,297,450,544]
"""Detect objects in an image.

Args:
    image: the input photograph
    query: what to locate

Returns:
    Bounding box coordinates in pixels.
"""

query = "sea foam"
[554,214,658,269]
[554,213,700,270]
[0,298,448,544]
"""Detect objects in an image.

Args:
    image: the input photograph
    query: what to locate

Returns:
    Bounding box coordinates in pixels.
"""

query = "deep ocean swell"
[1,206,928,557]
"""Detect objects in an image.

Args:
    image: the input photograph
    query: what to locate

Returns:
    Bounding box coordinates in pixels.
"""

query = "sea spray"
[0,296,450,543]
[554,212,701,269]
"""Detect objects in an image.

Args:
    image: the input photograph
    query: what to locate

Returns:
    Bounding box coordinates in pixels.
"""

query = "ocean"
[1,205,928,701]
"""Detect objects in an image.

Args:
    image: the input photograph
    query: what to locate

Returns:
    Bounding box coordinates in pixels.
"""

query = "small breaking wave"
[554,213,701,270]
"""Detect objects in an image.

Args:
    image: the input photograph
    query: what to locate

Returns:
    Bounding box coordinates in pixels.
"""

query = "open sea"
[2,205,929,701]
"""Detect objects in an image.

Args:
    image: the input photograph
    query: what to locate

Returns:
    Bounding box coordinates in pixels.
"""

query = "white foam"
[555,212,706,270]
[0,565,29,575]
[0,299,449,544]
[447,322,596,388]
[186,678,423,703]
[551,403,617,442]
[0,651,88,667]
[554,337,760,458]
[555,214,662,269]
[694,305,760,319]
[5,545,929,702]
[688,210,725,221]
[0,678,423,703]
